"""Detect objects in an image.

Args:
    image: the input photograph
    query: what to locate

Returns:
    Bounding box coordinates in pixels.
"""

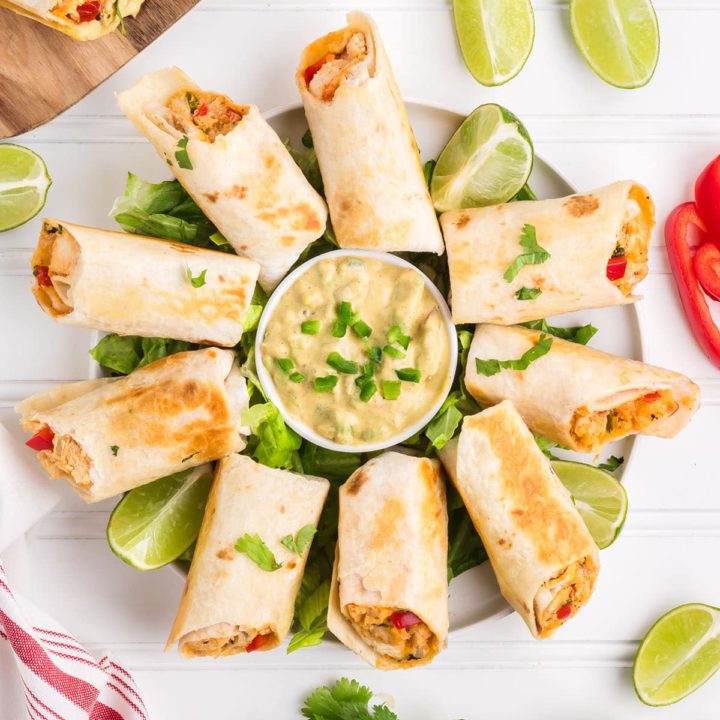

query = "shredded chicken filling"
[167,90,247,142]
[179,623,273,657]
[610,186,653,295]
[571,389,678,451]
[38,434,94,490]
[52,0,115,25]
[32,222,77,316]
[307,32,368,101]
[345,604,436,662]
[534,558,596,638]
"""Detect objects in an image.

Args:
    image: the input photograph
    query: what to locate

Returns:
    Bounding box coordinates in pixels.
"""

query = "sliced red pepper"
[76,1,100,21]
[304,60,326,86]
[665,202,720,368]
[694,242,720,301]
[556,603,573,621]
[694,155,720,242]
[26,426,54,452]
[642,392,662,402]
[606,255,627,281]
[33,265,52,287]
[390,611,422,630]
[246,633,271,653]
[194,104,208,117]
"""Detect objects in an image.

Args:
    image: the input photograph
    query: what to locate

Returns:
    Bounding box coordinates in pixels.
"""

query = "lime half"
[431,104,533,212]
[551,459,628,549]
[107,465,213,570]
[0,144,52,232]
[570,0,660,89]
[634,603,720,706]
[452,0,535,87]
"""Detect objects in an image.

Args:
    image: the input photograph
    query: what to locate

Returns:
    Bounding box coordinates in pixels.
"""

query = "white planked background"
[2,1,720,717]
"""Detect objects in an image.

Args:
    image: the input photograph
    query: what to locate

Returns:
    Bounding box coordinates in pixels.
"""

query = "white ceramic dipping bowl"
[254,249,458,454]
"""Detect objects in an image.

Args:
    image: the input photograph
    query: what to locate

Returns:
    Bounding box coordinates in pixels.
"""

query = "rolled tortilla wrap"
[327,452,448,669]
[167,453,329,657]
[438,402,600,639]
[31,220,260,347]
[18,348,249,503]
[0,0,144,40]
[296,12,443,254]
[464,324,700,452]
[441,181,655,325]
[117,67,328,291]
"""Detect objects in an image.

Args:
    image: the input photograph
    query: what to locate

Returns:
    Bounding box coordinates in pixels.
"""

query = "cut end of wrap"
[31,219,78,318]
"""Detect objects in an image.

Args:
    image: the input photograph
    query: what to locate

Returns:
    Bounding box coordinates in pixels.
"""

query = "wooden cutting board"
[0,0,199,139]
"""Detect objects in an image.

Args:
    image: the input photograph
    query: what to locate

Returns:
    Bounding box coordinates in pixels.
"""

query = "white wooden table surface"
[2,1,720,718]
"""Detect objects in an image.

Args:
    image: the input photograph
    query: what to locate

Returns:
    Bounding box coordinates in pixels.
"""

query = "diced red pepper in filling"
[76,1,100,22]
[390,611,422,630]
[643,392,662,402]
[556,603,573,621]
[34,265,52,287]
[246,633,271,653]
[694,242,720,301]
[194,104,208,117]
[606,255,627,281]
[304,60,326,86]
[26,426,55,452]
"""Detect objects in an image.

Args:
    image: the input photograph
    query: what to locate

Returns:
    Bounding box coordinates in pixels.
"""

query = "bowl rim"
[254,248,459,453]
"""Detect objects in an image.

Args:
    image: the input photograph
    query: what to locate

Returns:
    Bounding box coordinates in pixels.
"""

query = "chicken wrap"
[117,67,328,291]
[441,181,655,324]
[31,219,259,347]
[327,452,448,669]
[17,348,249,503]
[464,324,700,452]
[296,12,443,254]
[438,402,600,638]
[0,0,144,40]
[167,453,329,657]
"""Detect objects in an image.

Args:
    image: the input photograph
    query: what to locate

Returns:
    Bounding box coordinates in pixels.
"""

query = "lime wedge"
[634,603,720,706]
[107,465,213,571]
[431,104,533,212]
[0,144,52,232]
[551,459,628,549]
[570,0,660,89]
[452,0,535,87]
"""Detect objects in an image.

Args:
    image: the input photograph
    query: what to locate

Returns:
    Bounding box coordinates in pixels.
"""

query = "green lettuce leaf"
[241,402,302,470]
[89,334,194,375]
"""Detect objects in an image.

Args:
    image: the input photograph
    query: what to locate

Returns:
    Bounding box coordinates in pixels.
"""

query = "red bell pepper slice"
[246,633,271,653]
[665,202,720,368]
[33,265,52,287]
[304,60,326,86]
[556,603,573,621]
[606,255,627,281]
[390,611,421,630]
[694,155,720,242]
[26,426,54,452]
[693,242,720,301]
[76,1,100,22]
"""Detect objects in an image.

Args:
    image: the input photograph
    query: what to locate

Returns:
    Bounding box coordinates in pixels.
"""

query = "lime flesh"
[551,459,628,549]
[634,603,720,706]
[453,0,535,87]
[107,465,213,571]
[570,0,660,89]
[0,144,52,232]
[431,103,533,212]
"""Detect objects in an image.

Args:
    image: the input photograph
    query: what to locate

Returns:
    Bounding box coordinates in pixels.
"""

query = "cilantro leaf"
[110,445,119,456]
[598,455,624,473]
[521,319,598,345]
[515,286,542,300]
[475,334,553,377]
[281,524,317,555]
[186,267,208,288]
[302,678,397,720]
[503,224,550,282]
[235,533,282,572]
[175,136,193,170]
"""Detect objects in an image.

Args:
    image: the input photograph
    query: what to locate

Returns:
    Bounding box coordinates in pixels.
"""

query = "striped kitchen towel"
[0,562,149,720]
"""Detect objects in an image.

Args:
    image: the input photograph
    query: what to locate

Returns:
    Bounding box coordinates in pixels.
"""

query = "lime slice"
[570,0,660,89]
[452,0,535,87]
[551,459,628,549]
[431,104,533,212]
[0,144,52,232]
[634,603,720,706]
[107,465,213,571]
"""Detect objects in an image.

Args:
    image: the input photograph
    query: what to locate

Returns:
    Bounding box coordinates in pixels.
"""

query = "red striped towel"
[0,563,148,720]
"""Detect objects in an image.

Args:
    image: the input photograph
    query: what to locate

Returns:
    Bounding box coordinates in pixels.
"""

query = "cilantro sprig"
[302,678,398,720]
[235,533,282,572]
[186,267,207,288]
[504,224,550,282]
[281,524,317,555]
[521,318,598,345]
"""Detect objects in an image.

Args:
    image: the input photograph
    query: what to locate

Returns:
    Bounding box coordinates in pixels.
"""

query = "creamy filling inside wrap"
[304,31,369,101]
[166,90,248,142]
[344,604,437,662]
[32,221,79,316]
[179,623,275,657]
[571,389,678,452]
[49,0,115,25]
